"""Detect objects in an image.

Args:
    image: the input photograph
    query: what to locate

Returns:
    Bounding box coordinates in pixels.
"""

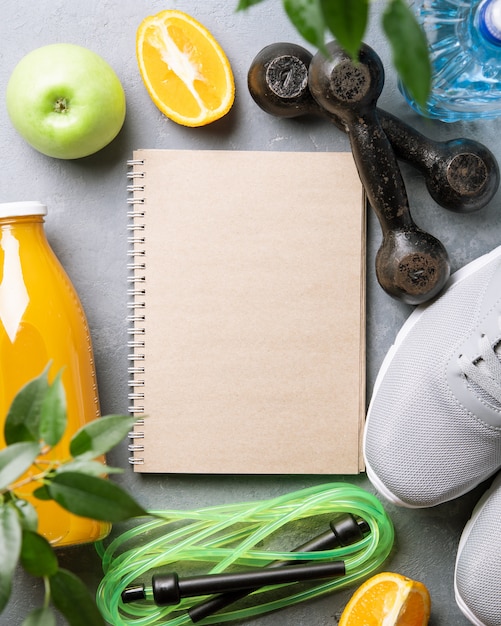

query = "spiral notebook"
[127,149,366,474]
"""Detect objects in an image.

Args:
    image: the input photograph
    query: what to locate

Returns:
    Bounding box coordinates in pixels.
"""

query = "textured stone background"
[1,1,500,624]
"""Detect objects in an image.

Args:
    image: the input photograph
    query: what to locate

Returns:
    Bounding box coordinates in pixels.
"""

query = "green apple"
[6,43,126,159]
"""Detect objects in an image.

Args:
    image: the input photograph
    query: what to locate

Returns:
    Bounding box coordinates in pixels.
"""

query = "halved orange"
[339,572,431,626]
[136,10,235,127]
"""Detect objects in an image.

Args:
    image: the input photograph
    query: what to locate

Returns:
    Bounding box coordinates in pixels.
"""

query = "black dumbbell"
[249,40,450,304]
[308,41,451,304]
[248,42,499,214]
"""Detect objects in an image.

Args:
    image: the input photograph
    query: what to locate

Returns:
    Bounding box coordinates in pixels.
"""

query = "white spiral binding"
[127,158,146,465]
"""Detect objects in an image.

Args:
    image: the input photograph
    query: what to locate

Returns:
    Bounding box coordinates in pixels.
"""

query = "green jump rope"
[96,482,394,625]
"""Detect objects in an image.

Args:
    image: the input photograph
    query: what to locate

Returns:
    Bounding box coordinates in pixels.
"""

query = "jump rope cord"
[95,483,394,626]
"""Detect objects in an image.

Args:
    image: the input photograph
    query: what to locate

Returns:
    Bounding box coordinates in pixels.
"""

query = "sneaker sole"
[454,472,501,626]
[364,244,501,508]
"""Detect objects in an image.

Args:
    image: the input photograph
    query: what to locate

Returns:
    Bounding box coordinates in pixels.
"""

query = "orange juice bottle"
[0,201,110,546]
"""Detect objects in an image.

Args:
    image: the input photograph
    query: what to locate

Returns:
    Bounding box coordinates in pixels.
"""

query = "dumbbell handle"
[378,110,499,213]
[344,107,498,214]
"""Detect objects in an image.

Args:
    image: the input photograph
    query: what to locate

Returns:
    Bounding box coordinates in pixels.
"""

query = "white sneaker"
[455,472,501,626]
[364,245,501,507]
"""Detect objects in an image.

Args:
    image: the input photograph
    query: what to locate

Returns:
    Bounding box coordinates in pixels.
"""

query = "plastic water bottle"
[400,0,501,122]
[0,201,110,546]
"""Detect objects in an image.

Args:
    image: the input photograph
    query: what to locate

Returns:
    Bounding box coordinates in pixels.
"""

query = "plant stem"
[43,576,52,608]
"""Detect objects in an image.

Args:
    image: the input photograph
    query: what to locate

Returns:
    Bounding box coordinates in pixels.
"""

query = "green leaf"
[70,414,135,460]
[0,504,22,612]
[56,459,123,477]
[33,485,52,501]
[39,371,66,448]
[320,0,368,59]
[50,569,105,626]
[4,367,50,445]
[47,473,147,522]
[0,442,40,490]
[383,0,431,110]
[284,0,326,51]
[20,529,58,577]
[11,498,39,532]
[236,0,266,8]
[22,607,57,626]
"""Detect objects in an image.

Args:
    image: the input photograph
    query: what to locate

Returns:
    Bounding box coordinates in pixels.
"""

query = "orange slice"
[339,572,431,626]
[136,10,235,127]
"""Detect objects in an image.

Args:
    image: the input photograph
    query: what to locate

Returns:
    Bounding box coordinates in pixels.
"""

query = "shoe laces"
[459,330,501,405]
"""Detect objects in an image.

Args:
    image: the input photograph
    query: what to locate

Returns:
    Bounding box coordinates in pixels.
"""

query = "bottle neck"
[0,216,47,251]
[0,214,45,227]
[478,0,501,46]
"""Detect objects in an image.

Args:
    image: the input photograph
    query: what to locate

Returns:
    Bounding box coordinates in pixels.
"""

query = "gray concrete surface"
[1,1,500,624]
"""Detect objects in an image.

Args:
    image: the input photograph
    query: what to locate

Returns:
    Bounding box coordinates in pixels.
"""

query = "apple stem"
[54,97,69,113]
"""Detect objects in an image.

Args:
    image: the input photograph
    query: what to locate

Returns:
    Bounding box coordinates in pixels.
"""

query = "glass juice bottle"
[0,201,110,546]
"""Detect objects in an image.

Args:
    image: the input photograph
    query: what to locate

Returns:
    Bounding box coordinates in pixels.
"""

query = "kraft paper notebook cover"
[127,149,366,474]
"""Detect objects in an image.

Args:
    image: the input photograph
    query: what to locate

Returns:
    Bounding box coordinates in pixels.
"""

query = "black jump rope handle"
[188,514,368,622]
[152,560,346,607]
[248,42,499,215]
[121,514,369,622]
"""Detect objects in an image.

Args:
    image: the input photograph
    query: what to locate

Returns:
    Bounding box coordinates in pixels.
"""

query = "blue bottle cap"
[0,201,47,218]
[479,0,501,45]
